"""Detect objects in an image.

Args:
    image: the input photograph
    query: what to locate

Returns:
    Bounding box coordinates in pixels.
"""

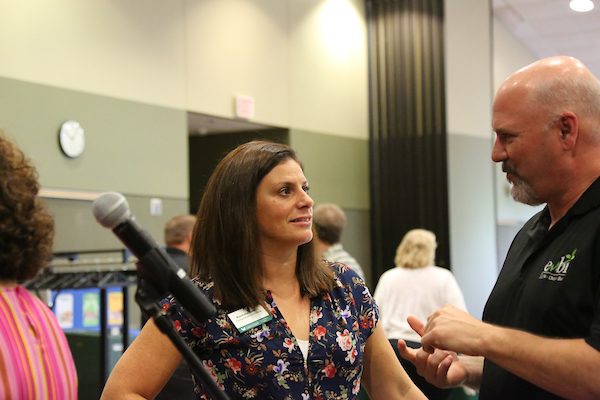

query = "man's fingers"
[396,339,417,363]
[407,315,426,337]
[434,354,453,384]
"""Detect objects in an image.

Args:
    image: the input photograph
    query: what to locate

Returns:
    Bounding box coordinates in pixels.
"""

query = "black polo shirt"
[480,176,600,400]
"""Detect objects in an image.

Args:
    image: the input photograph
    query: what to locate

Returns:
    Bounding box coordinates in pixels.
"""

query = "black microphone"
[92,192,215,323]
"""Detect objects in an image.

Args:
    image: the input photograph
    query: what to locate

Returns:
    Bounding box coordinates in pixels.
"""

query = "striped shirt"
[322,243,366,281]
[0,285,77,400]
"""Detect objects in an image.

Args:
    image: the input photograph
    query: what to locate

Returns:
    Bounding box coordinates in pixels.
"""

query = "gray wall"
[0,77,188,198]
[289,130,371,287]
[47,196,188,254]
[447,134,499,319]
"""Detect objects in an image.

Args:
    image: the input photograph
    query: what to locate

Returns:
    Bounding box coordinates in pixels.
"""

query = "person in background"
[152,214,198,400]
[399,56,600,399]
[313,203,366,281]
[0,132,77,399]
[373,229,467,400]
[164,214,196,274]
[100,140,426,400]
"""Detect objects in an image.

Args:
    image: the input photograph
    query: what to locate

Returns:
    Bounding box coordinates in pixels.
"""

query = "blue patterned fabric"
[161,262,378,400]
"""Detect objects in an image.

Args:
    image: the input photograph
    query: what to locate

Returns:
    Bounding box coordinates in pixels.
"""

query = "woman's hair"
[394,229,436,270]
[190,140,334,309]
[0,132,54,281]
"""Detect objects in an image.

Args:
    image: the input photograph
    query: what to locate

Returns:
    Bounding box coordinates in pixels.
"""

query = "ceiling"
[493,0,600,78]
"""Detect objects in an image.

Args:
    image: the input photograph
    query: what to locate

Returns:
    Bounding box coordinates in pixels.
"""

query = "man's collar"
[565,175,600,217]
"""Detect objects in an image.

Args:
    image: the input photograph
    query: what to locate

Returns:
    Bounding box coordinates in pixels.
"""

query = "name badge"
[228,305,272,333]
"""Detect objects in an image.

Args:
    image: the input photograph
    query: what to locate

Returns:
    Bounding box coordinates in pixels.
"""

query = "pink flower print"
[203,359,218,382]
[322,362,337,378]
[345,347,358,364]
[173,320,181,332]
[352,378,361,395]
[310,308,323,324]
[192,327,205,337]
[283,338,295,353]
[225,358,242,374]
[313,325,327,340]
[336,329,353,351]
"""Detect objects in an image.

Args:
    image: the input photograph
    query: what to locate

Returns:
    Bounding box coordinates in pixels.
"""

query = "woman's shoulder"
[426,265,455,276]
[325,259,358,279]
[324,259,369,294]
[192,275,214,292]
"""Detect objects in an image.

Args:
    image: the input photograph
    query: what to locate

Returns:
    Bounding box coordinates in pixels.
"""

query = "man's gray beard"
[510,179,543,206]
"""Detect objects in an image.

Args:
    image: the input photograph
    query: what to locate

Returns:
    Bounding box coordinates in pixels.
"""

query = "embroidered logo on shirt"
[538,249,576,281]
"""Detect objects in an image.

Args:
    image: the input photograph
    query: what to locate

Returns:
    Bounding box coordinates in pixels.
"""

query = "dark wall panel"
[188,129,289,214]
[367,0,449,285]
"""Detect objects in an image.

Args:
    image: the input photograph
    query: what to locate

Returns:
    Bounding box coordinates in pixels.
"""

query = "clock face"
[59,120,85,158]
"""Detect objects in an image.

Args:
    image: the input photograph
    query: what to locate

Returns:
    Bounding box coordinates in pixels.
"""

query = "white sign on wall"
[235,95,254,119]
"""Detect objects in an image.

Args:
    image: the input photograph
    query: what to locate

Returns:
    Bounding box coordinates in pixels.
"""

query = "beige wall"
[184,0,290,127]
[185,0,369,139]
[445,0,493,139]
[0,0,369,198]
[288,0,369,139]
[0,0,187,109]
[0,0,368,139]
[445,0,497,319]
[0,0,370,256]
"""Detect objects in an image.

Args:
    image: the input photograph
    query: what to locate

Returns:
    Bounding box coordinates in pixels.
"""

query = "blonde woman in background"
[374,229,467,400]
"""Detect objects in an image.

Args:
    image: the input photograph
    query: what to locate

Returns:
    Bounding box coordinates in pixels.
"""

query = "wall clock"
[59,120,85,158]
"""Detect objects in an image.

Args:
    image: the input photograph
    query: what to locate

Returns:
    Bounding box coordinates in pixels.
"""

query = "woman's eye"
[279,187,290,195]
[303,186,310,193]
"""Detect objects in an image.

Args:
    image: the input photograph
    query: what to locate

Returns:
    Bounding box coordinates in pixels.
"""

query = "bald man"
[399,57,600,399]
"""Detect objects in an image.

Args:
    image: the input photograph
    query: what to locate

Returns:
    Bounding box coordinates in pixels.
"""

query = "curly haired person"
[0,131,77,400]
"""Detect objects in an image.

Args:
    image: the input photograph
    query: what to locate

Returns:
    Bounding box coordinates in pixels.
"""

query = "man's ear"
[558,111,578,151]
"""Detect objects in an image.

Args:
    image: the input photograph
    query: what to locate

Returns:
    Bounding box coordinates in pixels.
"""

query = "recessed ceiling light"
[570,0,594,12]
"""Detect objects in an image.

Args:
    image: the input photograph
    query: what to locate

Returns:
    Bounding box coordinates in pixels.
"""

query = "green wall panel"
[0,77,188,198]
[289,129,369,210]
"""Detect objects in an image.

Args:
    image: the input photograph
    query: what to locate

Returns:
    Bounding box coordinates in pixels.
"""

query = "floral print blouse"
[160,262,379,400]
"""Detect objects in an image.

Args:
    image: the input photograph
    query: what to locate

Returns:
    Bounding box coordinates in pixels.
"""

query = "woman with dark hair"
[101,140,425,400]
[0,132,77,399]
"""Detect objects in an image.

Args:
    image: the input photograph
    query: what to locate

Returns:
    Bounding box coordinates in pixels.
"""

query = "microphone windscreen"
[93,192,131,229]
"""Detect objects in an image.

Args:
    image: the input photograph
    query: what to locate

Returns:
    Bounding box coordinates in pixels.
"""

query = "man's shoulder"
[165,247,189,271]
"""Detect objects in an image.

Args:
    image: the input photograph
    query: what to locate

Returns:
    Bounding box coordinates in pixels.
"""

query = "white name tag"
[228,305,272,333]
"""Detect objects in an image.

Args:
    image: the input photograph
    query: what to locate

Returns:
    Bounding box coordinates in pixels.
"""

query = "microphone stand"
[134,274,229,400]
